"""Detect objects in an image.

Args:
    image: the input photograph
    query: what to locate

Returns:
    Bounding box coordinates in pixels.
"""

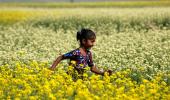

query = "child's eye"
[88,39,95,43]
[91,40,95,42]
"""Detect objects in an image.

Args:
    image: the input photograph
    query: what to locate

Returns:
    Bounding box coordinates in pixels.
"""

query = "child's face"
[83,38,96,49]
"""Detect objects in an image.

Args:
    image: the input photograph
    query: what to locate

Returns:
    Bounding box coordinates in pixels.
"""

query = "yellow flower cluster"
[0,61,169,99]
[0,10,32,24]
[0,9,61,24]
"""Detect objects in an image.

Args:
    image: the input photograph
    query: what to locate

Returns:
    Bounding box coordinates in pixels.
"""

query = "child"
[49,28,112,77]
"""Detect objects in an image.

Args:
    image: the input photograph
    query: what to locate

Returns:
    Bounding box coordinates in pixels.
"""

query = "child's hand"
[106,70,113,76]
[48,67,56,74]
[48,67,55,71]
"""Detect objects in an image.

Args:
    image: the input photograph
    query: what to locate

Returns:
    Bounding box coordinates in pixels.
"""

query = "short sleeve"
[87,51,94,67]
[63,49,79,59]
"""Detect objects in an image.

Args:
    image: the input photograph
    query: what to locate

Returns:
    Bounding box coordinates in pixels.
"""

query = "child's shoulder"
[70,48,81,55]
[63,48,80,58]
[69,48,93,56]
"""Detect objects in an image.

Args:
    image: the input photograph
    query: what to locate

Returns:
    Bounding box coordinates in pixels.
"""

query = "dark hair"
[77,28,96,45]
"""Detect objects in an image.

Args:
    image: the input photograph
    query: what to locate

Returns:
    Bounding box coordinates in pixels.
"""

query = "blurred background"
[0,0,163,3]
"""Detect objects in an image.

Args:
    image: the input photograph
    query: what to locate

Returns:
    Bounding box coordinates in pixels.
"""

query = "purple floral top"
[63,48,94,69]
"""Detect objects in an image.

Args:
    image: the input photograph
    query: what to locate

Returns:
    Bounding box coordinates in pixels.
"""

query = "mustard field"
[0,7,170,99]
[0,61,169,99]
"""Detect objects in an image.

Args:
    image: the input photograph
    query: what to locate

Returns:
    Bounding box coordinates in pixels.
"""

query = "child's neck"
[79,46,88,56]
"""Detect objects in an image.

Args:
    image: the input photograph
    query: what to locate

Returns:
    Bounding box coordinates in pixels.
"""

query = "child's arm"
[90,65,104,75]
[91,65,112,76]
[49,49,77,71]
[49,55,64,71]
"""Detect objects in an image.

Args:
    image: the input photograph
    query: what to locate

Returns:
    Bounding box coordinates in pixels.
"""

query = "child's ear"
[82,39,86,44]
